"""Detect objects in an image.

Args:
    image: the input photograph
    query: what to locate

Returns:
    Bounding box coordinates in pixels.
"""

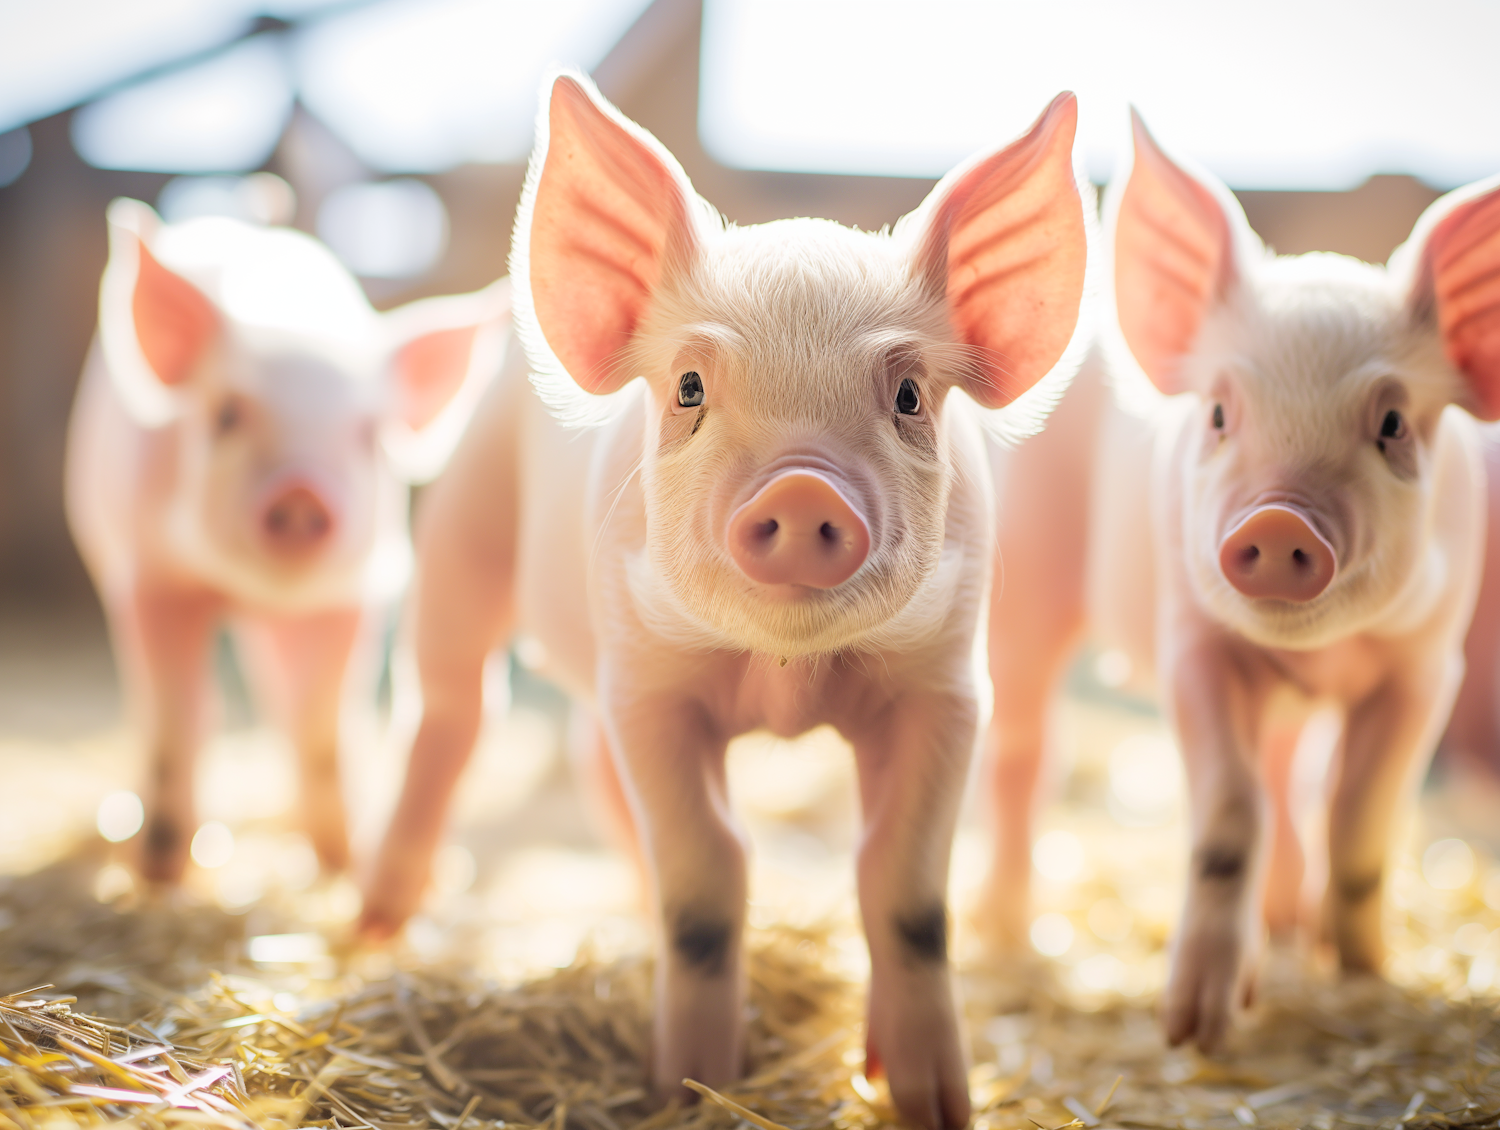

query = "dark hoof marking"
[895,905,948,964]
[1335,869,1382,904]
[1196,846,1245,881]
[672,910,732,976]
[145,816,182,857]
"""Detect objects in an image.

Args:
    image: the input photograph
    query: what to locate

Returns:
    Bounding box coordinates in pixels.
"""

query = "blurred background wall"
[0,0,1490,630]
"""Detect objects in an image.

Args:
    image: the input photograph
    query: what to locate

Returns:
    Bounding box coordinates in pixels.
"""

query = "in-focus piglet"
[359,73,1088,1130]
[66,200,508,882]
[978,113,1500,1049]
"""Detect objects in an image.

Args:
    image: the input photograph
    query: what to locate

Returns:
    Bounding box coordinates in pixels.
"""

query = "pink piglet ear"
[98,198,220,426]
[909,92,1088,408]
[1111,110,1250,395]
[519,72,700,395]
[382,278,512,482]
[1397,173,1500,420]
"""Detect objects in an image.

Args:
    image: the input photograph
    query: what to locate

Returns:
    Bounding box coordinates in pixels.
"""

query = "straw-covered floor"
[3,673,1500,1129]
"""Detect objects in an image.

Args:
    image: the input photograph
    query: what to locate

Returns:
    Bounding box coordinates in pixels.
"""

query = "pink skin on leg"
[1159,629,1273,1051]
[359,380,519,940]
[1326,660,1461,971]
[569,713,649,893]
[234,608,366,873]
[1259,718,1308,940]
[109,583,225,884]
[606,694,746,1100]
[977,358,1105,949]
[854,693,975,1130]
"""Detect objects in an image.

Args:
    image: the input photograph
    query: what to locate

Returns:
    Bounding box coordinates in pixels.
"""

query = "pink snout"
[728,471,870,589]
[262,485,334,555]
[1218,505,1336,602]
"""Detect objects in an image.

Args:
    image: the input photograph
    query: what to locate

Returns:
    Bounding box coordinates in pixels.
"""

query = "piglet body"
[66,202,507,881]
[980,114,1500,1049]
[361,74,1089,1130]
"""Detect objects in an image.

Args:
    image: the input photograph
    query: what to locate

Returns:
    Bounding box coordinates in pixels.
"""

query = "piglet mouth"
[1218,504,1337,603]
[727,470,871,591]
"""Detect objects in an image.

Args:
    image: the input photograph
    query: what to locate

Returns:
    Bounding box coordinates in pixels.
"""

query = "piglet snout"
[1218,505,1335,602]
[728,471,870,589]
[262,485,334,555]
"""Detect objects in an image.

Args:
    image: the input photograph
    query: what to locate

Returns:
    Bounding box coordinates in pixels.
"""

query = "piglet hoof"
[356,856,430,943]
[309,830,351,876]
[1161,917,1258,1053]
[866,981,971,1130]
[137,815,190,886]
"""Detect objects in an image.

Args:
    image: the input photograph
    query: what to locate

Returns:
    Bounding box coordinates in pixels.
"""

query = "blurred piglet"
[66,200,508,883]
[979,112,1500,1049]
[359,73,1088,1130]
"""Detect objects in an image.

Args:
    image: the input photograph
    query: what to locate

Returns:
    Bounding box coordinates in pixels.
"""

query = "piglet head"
[99,200,507,606]
[1111,112,1500,648]
[516,73,1087,656]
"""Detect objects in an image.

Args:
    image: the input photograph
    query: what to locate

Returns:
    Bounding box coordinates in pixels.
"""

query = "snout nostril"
[820,521,836,542]
[1292,548,1308,567]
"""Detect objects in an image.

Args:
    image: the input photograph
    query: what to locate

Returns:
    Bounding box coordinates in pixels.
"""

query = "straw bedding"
[2,835,1499,1130]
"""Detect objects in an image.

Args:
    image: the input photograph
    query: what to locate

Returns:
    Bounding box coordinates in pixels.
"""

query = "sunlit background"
[0,0,1499,1010]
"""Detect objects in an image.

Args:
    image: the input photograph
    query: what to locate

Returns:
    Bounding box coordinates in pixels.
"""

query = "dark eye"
[896,377,920,415]
[1212,403,1224,429]
[677,371,704,408]
[216,398,242,436]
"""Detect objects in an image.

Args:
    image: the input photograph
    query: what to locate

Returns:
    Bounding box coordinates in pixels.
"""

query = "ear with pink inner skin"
[382,279,512,482]
[525,74,699,395]
[98,199,221,426]
[1399,174,1500,420]
[106,199,218,388]
[909,92,1087,408]
[1112,110,1248,395]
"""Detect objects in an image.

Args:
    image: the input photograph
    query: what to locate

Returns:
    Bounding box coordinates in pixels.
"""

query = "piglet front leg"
[1327,658,1461,972]
[236,609,365,873]
[607,689,747,1100]
[110,583,223,883]
[854,691,976,1130]
[1160,632,1271,1052]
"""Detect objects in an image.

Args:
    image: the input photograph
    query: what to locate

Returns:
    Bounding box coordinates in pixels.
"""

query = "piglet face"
[1112,113,1500,650]
[517,74,1088,657]
[1178,261,1461,648]
[99,201,508,607]
[635,222,961,655]
[172,334,389,600]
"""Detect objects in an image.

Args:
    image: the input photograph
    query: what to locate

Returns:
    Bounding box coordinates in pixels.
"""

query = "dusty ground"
[2,606,1500,1128]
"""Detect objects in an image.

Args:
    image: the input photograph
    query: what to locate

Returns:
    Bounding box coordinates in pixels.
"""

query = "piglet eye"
[216,398,242,436]
[896,377,920,415]
[1380,409,1404,440]
[677,371,704,408]
[1212,403,1224,430]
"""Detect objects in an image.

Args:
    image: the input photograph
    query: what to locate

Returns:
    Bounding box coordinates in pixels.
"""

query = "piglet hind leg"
[108,583,224,884]
[1326,661,1461,974]
[235,608,366,873]
[854,693,976,1130]
[609,700,747,1102]
[569,711,648,896]
[360,454,517,940]
[976,361,1102,950]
